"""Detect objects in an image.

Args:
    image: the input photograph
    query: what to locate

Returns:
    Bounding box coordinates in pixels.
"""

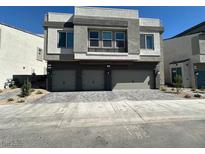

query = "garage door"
[112,69,154,90]
[52,70,76,91]
[82,70,104,90]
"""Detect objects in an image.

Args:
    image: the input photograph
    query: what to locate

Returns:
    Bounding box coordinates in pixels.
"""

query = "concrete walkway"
[0,98,205,147]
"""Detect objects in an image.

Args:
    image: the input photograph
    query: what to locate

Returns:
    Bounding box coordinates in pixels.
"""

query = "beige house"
[0,23,47,89]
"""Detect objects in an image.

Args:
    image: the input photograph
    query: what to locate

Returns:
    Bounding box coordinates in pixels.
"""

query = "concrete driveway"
[0,90,205,147]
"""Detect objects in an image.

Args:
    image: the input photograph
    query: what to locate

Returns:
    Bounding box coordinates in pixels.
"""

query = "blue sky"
[0,6,205,39]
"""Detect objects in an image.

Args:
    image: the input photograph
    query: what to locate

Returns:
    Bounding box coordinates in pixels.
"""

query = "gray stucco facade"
[44,7,164,91]
[164,22,205,89]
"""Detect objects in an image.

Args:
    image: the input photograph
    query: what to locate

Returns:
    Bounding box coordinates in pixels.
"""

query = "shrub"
[7,98,14,102]
[160,86,167,92]
[10,85,17,89]
[184,94,191,98]
[17,99,25,103]
[21,79,32,97]
[194,93,201,98]
[174,75,183,94]
[35,90,43,95]
[30,89,35,93]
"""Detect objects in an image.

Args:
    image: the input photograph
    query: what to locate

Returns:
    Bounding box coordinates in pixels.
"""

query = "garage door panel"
[82,70,104,91]
[52,70,76,91]
[112,69,154,90]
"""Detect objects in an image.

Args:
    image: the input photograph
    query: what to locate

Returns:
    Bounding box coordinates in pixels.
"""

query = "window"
[115,32,125,48]
[66,32,73,48]
[37,47,43,61]
[89,31,99,47]
[58,31,73,48]
[102,31,112,47]
[140,34,154,49]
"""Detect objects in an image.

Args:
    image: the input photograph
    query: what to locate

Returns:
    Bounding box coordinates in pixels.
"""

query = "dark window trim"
[57,30,74,49]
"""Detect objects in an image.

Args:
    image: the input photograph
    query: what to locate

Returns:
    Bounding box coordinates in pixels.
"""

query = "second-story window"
[89,31,99,47]
[140,34,154,50]
[102,31,112,48]
[58,31,73,48]
[115,32,125,48]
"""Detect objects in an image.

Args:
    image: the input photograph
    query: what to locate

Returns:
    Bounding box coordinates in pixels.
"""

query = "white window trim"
[57,31,73,49]
[141,34,154,50]
[115,32,125,48]
[102,31,112,48]
[89,31,100,48]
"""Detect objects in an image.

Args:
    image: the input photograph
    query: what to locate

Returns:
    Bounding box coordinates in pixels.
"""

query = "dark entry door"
[171,67,182,84]
[197,71,205,89]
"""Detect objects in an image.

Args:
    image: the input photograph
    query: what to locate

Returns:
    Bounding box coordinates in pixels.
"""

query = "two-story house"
[44,6,164,91]
[164,21,205,89]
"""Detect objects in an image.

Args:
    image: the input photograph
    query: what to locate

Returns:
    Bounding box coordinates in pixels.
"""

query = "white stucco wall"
[0,24,47,89]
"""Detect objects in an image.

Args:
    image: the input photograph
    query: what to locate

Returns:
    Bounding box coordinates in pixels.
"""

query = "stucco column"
[160,34,165,86]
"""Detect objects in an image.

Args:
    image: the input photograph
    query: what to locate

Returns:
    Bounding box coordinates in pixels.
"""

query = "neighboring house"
[0,23,47,89]
[44,6,164,91]
[164,21,205,89]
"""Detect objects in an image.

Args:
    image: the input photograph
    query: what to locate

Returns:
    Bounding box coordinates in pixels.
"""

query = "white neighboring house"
[0,23,47,89]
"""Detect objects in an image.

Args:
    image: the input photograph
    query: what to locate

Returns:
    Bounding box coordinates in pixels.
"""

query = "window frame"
[115,32,125,48]
[102,31,113,48]
[57,31,74,49]
[140,34,154,50]
[36,47,43,61]
[89,31,100,48]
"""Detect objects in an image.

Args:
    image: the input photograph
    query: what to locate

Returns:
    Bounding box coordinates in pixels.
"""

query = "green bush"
[10,85,17,89]
[174,75,182,94]
[21,79,32,97]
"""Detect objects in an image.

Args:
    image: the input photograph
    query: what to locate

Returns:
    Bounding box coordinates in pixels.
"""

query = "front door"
[171,67,182,84]
[197,71,205,89]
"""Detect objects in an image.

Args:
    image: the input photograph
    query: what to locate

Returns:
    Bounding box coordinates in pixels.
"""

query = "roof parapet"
[75,6,138,19]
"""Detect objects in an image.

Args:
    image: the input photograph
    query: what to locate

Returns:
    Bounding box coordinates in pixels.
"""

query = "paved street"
[0,90,205,147]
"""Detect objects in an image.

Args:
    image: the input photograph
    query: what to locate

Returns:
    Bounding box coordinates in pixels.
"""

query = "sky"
[0,6,205,39]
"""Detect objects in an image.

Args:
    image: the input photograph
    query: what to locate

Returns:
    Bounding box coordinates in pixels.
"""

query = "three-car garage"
[49,61,157,92]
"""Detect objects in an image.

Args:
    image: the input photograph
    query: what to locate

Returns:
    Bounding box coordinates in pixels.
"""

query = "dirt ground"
[0,88,49,105]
